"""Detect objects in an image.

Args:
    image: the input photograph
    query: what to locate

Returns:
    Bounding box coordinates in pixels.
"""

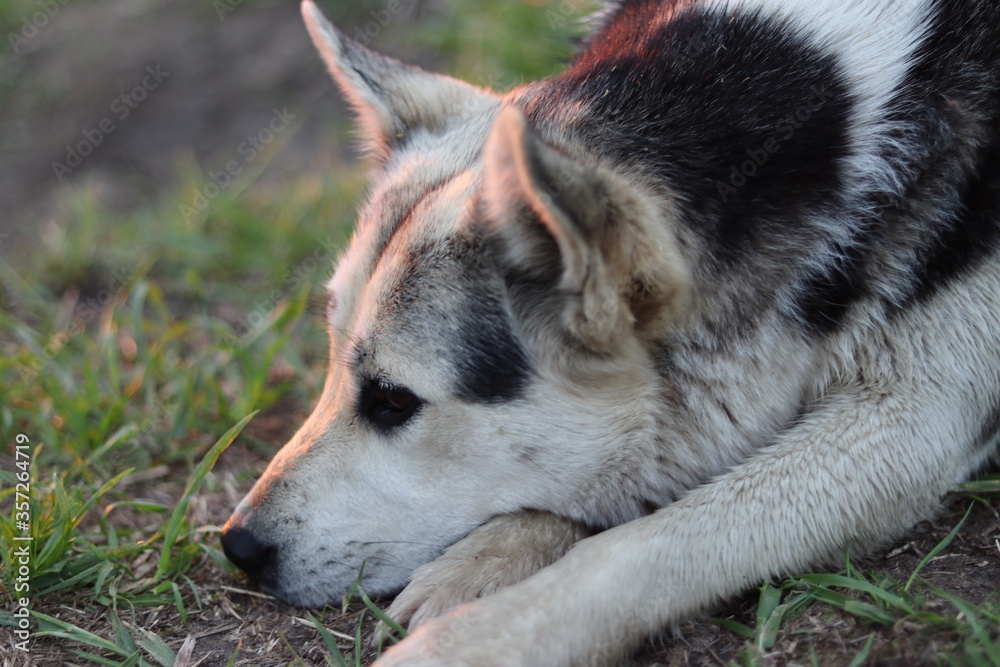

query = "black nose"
[220,519,277,581]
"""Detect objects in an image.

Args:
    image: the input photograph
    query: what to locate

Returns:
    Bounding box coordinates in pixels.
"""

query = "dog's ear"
[483,106,690,349]
[302,0,494,161]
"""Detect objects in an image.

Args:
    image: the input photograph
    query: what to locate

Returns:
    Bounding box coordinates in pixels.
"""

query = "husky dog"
[221,0,1000,663]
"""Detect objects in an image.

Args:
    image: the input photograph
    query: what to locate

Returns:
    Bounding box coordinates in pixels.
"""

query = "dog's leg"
[377,512,589,644]
[373,376,991,666]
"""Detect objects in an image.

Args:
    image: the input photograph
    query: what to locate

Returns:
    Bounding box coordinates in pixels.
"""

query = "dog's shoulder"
[512,0,1000,343]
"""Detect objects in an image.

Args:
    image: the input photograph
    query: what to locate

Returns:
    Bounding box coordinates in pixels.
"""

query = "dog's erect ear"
[302,0,495,160]
[483,106,690,349]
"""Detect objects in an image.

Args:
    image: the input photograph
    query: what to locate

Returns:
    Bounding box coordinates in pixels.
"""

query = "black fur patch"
[520,0,870,336]
[527,0,854,258]
[890,0,1000,306]
[976,399,1000,452]
[452,284,532,403]
[909,140,1000,304]
[387,237,532,405]
[794,231,873,335]
[450,235,532,404]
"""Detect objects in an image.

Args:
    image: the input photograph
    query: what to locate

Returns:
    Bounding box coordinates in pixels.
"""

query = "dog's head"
[220,0,690,607]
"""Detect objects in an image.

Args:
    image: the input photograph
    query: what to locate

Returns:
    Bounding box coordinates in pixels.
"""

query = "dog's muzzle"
[220,514,279,585]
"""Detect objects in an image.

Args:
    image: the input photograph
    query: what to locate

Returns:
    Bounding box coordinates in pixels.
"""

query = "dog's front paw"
[377,512,587,642]
[373,600,522,667]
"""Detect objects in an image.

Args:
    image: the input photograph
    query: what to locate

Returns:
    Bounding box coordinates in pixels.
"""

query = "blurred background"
[0,0,587,261]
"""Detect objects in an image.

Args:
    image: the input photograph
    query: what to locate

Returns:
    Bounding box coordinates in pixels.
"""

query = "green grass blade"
[74,469,137,531]
[356,585,408,639]
[847,634,875,667]
[111,612,139,654]
[181,574,204,613]
[156,411,256,579]
[756,581,782,628]
[840,599,898,626]
[129,623,177,667]
[797,585,897,626]
[35,562,107,596]
[905,503,973,592]
[798,573,913,613]
[309,612,349,667]
[712,617,754,638]
[934,589,1000,665]
[954,475,1000,494]
[69,649,142,666]
[354,609,367,667]
[104,501,171,514]
[85,425,140,467]
[199,542,240,575]
[93,560,116,598]
[32,611,132,657]
[756,591,814,651]
[171,582,188,625]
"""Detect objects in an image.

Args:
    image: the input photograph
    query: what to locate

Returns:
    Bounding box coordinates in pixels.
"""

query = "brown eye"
[381,387,414,412]
[360,381,422,431]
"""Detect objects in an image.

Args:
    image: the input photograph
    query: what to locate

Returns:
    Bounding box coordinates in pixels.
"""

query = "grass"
[1,0,998,664]
[713,502,1000,666]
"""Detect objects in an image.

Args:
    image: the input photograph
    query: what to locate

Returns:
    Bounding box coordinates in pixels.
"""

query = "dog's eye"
[361,382,422,430]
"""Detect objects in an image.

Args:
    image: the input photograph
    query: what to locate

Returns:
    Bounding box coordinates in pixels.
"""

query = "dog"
[220,0,1000,663]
